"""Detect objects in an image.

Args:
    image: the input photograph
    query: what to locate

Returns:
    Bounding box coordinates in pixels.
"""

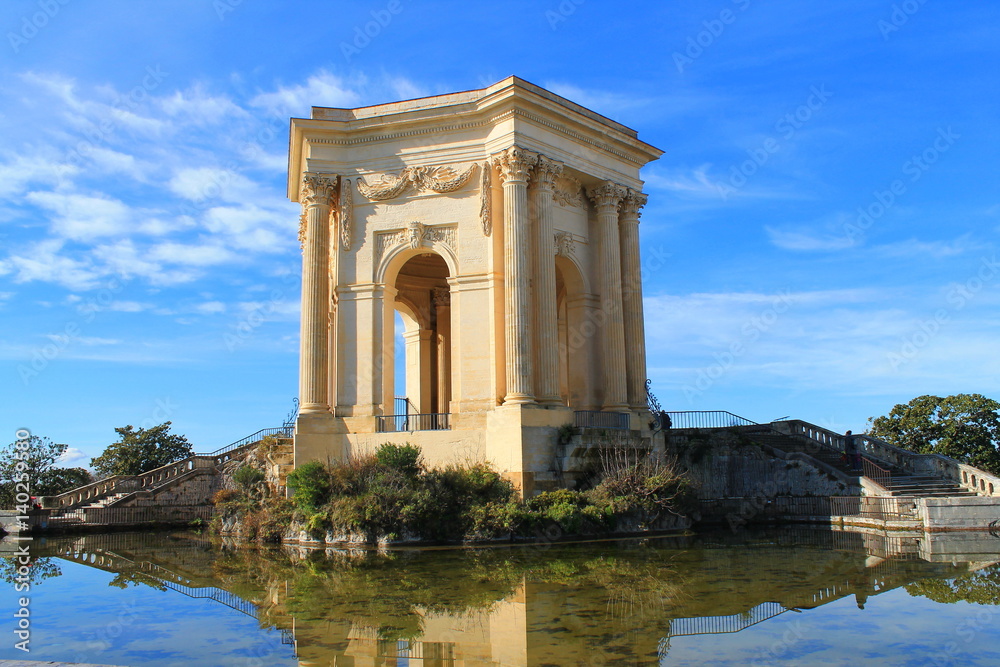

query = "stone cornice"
[298,107,651,168]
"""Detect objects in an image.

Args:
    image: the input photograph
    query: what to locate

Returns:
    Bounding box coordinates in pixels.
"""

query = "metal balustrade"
[573,410,630,430]
[665,411,759,429]
[376,413,450,432]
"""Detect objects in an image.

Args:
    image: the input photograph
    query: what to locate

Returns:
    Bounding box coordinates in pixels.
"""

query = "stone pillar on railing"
[619,189,648,410]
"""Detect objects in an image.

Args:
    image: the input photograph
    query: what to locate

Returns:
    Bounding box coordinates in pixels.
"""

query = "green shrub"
[374,442,423,477]
[233,464,265,491]
[286,460,332,512]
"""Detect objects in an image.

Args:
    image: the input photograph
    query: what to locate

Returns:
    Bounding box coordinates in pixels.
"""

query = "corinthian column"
[531,156,563,406]
[298,173,338,414]
[620,189,649,410]
[587,181,629,412]
[494,146,537,405]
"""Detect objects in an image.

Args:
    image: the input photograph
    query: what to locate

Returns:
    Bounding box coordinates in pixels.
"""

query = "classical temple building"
[288,76,662,494]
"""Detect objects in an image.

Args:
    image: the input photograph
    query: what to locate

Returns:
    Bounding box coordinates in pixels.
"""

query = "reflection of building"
[288,77,663,494]
[28,529,996,666]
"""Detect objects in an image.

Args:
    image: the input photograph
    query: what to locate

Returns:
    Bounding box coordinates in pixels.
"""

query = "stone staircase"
[46,426,293,516]
[742,427,975,499]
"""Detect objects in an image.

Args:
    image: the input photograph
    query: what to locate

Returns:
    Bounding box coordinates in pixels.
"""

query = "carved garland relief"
[374,222,457,269]
[356,163,478,201]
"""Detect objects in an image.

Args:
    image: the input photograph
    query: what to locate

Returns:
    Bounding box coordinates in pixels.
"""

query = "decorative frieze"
[374,222,457,267]
[356,163,478,201]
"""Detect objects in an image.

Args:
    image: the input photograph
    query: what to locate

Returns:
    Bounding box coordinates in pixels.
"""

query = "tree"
[0,435,67,508]
[37,467,93,496]
[91,422,193,478]
[867,394,1000,474]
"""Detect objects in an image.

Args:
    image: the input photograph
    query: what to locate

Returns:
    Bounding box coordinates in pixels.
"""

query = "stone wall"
[670,430,850,501]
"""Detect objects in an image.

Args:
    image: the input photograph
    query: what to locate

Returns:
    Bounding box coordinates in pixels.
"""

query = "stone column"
[620,189,649,410]
[587,181,629,412]
[433,287,452,413]
[531,156,563,406]
[298,173,338,414]
[494,146,538,405]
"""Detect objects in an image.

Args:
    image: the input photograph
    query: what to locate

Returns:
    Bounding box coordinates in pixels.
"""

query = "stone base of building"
[294,405,661,497]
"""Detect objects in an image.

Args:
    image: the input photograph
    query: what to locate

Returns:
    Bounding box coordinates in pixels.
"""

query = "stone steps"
[743,429,974,499]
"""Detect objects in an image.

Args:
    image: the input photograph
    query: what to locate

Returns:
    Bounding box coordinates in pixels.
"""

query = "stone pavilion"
[289,76,662,495]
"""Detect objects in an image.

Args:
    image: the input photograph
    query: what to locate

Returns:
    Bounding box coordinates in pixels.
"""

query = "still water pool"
[2,527,1000,666]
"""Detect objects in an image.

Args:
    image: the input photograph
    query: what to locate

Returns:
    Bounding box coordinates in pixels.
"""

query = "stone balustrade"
[775,419,1000,498]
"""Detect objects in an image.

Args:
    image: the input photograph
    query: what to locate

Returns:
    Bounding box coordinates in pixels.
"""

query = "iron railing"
[394,396,415,416]
[573,411,630,430]
[665,411,759,430]
[862,457,893,490]
[207,426,293,457]
[829,496,913,521]
[376,413,450,432]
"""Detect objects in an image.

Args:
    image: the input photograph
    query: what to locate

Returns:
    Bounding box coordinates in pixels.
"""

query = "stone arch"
[555,255,597,409]
[383,250,454,418]
[376,236,458,286]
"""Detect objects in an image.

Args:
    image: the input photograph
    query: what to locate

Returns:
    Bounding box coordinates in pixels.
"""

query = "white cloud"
[148,241,238,266]
[250,70,363,116]
[160,85,248,125]
[26,190,134,241]
[195,301,226,314]
[2,239,101,290]
[56,447,88,466]
[106,301,151,313]
[0,152,79,198]
[765,224,856,252]
[874,235,982,259]
[169,167,259,204]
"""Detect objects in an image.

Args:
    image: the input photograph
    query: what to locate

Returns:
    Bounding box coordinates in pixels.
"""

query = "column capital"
[533,155,563,191]
[587,180,627,210]
[432,286,451,307]
[492,146,538,183]
[301,172,339,207]
[620,189,648,220]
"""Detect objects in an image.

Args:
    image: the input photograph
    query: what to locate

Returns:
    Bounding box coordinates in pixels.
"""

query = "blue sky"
[1,0,998,466]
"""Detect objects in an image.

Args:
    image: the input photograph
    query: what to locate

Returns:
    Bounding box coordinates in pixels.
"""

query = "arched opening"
[388,252,452,427]
[555,255,595,410]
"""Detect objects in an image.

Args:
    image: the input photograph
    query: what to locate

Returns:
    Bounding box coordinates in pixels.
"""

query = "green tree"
[868,394,1000,474]
[91,422,193,478]
[0,435,67,508]
[37,467,93,496]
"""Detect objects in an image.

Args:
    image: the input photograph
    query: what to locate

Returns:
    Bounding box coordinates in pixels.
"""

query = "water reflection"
[7,528,1000,666]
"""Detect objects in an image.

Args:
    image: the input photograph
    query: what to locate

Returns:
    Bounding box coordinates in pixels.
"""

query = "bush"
[217,444,692,545]
[286,461,332,512]
[233,464,265,491]
[374,443,423,477]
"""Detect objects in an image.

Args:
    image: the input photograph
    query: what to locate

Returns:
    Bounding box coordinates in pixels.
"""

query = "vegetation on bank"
[212,441,693,544]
